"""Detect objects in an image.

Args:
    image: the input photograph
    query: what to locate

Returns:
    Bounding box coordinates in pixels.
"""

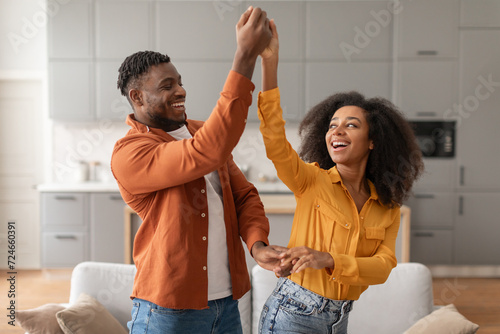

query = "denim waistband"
[275,277,353,314]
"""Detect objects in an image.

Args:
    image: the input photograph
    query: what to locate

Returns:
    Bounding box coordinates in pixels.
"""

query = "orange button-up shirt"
[258,88,399,301]
[111,71,270,309]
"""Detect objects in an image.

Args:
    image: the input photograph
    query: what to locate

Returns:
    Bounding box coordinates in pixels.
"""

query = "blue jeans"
[258,278,353,334]
[128,295,242,334]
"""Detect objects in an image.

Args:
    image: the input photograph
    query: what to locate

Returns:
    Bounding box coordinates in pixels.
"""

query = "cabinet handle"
[55,196,77,201]
[414,194,435,199]
[55,235,77,240]
[458,196,464,216]
[459,166,465,186]
[416,111,437,117]
[413,232,434,237]
[109,195,123,201]
[417,50,438,56]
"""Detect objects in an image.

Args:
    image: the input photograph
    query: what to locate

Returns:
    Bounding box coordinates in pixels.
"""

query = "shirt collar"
[328,165,380,202]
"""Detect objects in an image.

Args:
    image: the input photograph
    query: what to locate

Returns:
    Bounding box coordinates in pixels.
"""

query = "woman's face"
[325,105,373,167]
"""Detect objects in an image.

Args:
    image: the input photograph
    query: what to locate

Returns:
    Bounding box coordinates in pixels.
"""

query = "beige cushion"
[404,304,479,334]
[56,293,127,334]
[15,303,65,334]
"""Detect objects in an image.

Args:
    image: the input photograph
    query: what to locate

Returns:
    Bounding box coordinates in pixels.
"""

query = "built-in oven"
[408,121,456,158]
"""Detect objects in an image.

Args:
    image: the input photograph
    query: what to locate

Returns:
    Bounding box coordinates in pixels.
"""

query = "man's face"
[134,62,187,132]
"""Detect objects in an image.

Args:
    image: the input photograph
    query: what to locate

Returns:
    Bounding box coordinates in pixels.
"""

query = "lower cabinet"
[410,229,454,265]
[41,232,88,267]
[454,192,500,265]
[41,191,126,267]
[404,192,455,264]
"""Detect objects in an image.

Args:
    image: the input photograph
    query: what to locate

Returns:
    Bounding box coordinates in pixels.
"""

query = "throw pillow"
[404,304,479,334]
[15,303,65,334]
[56,293,127,334]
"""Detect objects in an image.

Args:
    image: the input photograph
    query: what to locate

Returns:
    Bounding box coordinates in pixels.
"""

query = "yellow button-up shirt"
[258,88,400,301]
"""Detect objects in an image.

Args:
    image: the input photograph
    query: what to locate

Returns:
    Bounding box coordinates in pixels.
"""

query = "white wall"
[0,0,48,73]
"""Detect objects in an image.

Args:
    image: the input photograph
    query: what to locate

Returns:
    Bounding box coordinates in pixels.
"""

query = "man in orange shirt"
[112,7,285,334]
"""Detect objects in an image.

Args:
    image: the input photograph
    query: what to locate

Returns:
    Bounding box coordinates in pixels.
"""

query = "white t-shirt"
[167,125,232,300]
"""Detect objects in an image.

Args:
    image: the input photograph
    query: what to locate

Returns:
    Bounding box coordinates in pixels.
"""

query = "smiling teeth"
[332,141,348,147]
[172,102,184,107]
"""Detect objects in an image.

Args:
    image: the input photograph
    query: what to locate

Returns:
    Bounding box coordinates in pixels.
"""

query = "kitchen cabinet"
[90,193,126,263]
[49,62,94,122]
[156,1,242,61]
[245,1,303,61]
[412,159,456,191]
[41,193,89,267]
[96,61,131,121]
[454,193,500,265]
[460,0,500,28]
[306,1,393,61]
[410,229,453,265]
[404,192,455,229]
[95,1,152,59]
[48,0,92,59]
[457,30,500,190]
[41,191,126,267]
[305,62,392,110]
[396,61,458,118]
[397,0,459,59]
[404,191,455,265]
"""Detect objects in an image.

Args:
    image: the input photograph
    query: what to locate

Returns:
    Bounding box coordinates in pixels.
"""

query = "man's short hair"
[117,51,171,102]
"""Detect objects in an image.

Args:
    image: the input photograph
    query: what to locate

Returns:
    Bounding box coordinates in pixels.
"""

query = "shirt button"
[202,236,207,241]
[361,217,364,220]
[201,213,206,218]
[201,189,205,194]
[345,223,349,227]
[203,266,207,271]
[316,204,320,208]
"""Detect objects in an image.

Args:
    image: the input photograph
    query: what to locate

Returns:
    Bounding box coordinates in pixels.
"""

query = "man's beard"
[148,112,187,130]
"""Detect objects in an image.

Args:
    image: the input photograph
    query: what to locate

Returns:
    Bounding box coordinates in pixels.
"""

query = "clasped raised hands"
[232,6,272,79]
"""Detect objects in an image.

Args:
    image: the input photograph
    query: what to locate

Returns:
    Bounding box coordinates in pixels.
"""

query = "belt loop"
[342,300,352,314]
[318,298,328,313]
[275,277,286,293]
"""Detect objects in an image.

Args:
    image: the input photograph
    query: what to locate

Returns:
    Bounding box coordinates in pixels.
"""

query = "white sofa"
[60,261,435,334]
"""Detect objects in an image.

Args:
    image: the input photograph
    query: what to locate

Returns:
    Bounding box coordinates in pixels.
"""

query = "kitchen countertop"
[36,180,292,194]
[37,181,295,214]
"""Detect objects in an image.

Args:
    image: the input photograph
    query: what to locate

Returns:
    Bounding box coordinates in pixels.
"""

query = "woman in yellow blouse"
[257,21,424,334]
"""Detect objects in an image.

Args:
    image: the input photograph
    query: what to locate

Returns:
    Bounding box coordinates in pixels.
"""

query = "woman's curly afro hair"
[298,91,424,208]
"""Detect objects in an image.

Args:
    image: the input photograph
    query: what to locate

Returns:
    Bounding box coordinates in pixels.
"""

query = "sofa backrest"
[251,262,434,334]
[69,262,136,329]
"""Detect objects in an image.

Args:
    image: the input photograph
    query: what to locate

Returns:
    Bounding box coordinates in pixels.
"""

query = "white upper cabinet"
[156,1,242,60]
[95,1,152,59]
[397,0,459,58]
[48,0,92,59]
[49,62,93,121]
[305,62,392,110]
[306,1,393,61]
[397,61,458,118]
[248,62,303,122]
[173,61,233,122]
[96,61,131,121]
[245,1,303,61]
[460,0,500,27]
